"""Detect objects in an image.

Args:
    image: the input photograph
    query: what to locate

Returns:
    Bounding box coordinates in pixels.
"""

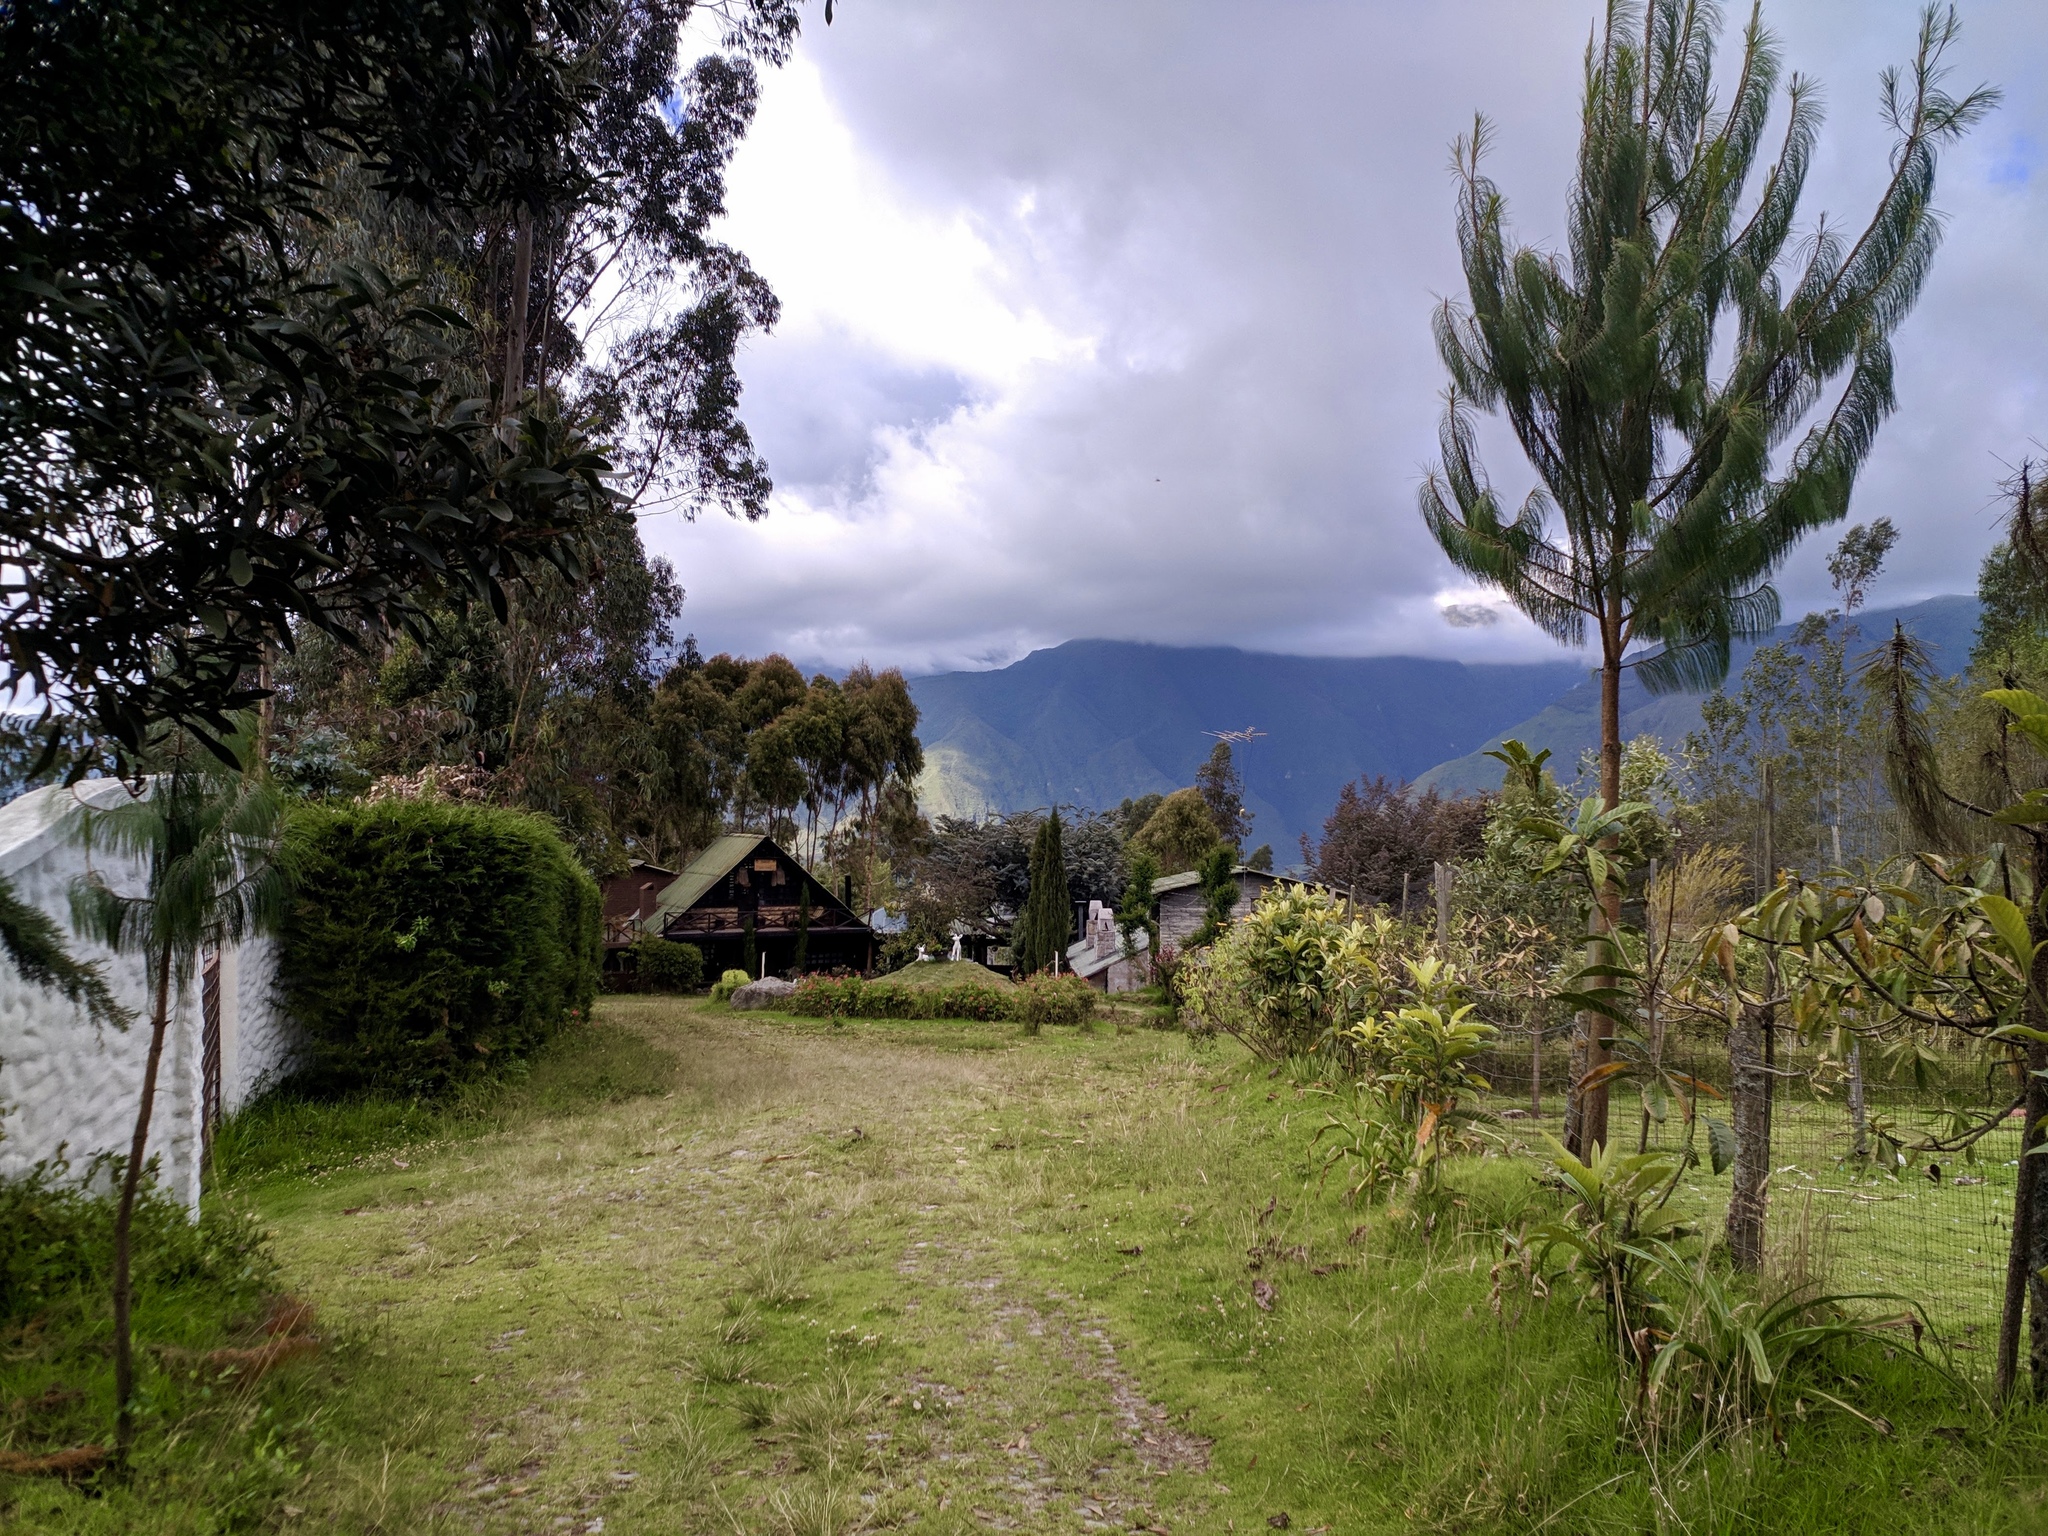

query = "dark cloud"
[646,0,2048,675]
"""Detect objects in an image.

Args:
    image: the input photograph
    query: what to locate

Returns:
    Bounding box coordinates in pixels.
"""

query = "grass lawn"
[9,995,2048,1533]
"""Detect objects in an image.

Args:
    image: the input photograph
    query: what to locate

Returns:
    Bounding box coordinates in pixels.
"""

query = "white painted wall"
[0,783,298,1210]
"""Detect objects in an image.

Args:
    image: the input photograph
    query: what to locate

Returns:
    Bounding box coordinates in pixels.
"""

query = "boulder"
[729,975,797,1011]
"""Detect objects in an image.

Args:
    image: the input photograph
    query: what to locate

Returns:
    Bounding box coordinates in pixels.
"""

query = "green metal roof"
[638,833,769,933]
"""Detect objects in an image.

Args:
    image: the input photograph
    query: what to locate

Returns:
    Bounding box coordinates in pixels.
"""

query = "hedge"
[276,799,601,1094]
[625,936,705,993]
[782,972,1095,1025]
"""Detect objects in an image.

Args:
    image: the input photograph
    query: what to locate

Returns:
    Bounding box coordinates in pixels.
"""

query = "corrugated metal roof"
[1150,865,1302,896]
[639,833,768,931]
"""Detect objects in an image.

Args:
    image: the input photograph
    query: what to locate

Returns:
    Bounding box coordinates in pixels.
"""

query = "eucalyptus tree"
[71,741,290,1463]
[1420,0,1991,1153]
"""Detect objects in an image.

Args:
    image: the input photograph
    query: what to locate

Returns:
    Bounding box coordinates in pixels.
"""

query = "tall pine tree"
[1420,2,1990,1157]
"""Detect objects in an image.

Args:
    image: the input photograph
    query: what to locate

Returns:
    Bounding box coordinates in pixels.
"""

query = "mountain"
[908,641,1585,855]
[1414,594,1982,795]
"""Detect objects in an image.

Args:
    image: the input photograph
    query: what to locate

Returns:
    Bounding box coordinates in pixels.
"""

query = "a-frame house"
[635,833,875,976]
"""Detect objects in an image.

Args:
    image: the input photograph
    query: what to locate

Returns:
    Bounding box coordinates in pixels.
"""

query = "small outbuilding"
[1064,900,1150,994]
[1152,865,1307,950]
[637,834,874,977]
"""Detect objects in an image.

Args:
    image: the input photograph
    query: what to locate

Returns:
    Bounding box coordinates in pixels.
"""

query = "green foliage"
[1189,844,1238,948]
[1116,848,1161,963]
[1318,957,1499,1200]
[276,799,600,1095]
[1177,883,1415,1060]
[1011,974,1097,1027]
[1422,2,1990,714]
[628,936,706,993]
[785,975,1012,1022]
[0,1161,273,1326]
[710,968,755,1004]
[0,870,127,1029]
[1013,810,1072,976]
[782,972,1093,1027]
[1644,1247,1945,1442]
[1128,787,1224,876]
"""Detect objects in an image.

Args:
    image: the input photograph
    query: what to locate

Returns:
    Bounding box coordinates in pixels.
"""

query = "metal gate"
[200,948,221,1170]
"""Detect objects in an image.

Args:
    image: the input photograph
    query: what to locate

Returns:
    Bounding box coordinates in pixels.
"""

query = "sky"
[640,0,2048,678]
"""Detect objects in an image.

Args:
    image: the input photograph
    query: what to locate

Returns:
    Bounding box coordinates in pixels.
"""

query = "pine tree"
[1421,1,1990,1157]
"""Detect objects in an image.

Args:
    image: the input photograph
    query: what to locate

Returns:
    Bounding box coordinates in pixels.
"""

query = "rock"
[729,976,797,1010]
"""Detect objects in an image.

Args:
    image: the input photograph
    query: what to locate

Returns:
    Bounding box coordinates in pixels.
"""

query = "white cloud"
[643,0,2048,675]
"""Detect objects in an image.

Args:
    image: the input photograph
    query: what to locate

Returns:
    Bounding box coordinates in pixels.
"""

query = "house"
[637,833,875,976]
[1153,865,1308,950]
[0,782,297,1211]
[600,860,676,951]
[1064,900,1150,993]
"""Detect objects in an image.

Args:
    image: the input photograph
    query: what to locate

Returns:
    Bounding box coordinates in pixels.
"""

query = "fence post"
[1433,861,1453,949]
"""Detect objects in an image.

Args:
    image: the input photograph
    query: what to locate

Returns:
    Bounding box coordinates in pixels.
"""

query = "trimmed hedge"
[277,799,601,1094]
[626,936,705,993]
[782,972,1095,1025]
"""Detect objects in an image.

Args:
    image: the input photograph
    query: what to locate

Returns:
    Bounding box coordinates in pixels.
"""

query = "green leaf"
[1707,1118,1738,1176]
[1978,892,2036,971]
[1990,801,2048,826]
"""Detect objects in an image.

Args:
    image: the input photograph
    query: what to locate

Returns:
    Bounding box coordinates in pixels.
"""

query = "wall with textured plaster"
[0,783,297,1210]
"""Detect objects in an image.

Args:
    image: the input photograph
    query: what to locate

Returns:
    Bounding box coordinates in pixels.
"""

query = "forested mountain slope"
[1413,595,1979,795]
[908,641,1584,853]
[909,598,1979,855]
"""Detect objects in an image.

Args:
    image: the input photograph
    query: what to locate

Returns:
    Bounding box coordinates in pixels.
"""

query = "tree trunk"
[1569,634,1624,1157]
[1760,764,1777,1177]
[502,212,534,401]
[1726,997,1770,1271]
[113,948,173,1465]
[1997,839,2048,1401]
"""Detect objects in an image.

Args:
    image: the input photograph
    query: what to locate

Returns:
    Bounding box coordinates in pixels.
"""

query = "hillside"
[1414,594,1981,795]
[908,641,1584,854]
[908,597,1982,856]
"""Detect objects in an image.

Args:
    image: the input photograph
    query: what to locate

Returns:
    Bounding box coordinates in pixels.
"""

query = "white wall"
[0,783,297,1210]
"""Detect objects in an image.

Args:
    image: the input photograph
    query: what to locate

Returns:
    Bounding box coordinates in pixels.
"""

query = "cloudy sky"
[642,0,2048,677]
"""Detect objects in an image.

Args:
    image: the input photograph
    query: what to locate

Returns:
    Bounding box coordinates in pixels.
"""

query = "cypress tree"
[1016,811,1072,975]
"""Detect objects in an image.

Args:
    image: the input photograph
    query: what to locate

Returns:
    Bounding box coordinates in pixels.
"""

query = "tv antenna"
[1202,726,1266,747]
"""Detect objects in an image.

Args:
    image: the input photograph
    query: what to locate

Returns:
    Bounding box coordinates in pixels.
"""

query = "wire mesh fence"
[1472,1028,2021,1372]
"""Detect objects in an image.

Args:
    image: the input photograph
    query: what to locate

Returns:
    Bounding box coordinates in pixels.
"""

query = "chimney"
[638,881,657,920]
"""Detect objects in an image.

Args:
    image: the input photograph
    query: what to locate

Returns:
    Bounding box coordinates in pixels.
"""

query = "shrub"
[630,936,706,993]
[0,1160,274,1326]
[276,799,601,1095]
[1012,973,1096,1026]
[1177,882,1411,1060]
[780,973,1090,1025]
[710,968,753,1003]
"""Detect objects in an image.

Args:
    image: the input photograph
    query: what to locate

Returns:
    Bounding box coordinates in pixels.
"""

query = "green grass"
[8,999,2048,1532]
[878,959,1015,989]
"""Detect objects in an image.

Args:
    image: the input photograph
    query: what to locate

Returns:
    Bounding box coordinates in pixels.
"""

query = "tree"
[1195,743,1251,854]
[1014,812,1072,976]
[70,742,289,1463]
[1419,1,1989,1155]
[1,0,632,760]
[1190,845,1239,948]
[1301,777,1489,909]
[1130,788,1226,876]
[1117,849,1162,968]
